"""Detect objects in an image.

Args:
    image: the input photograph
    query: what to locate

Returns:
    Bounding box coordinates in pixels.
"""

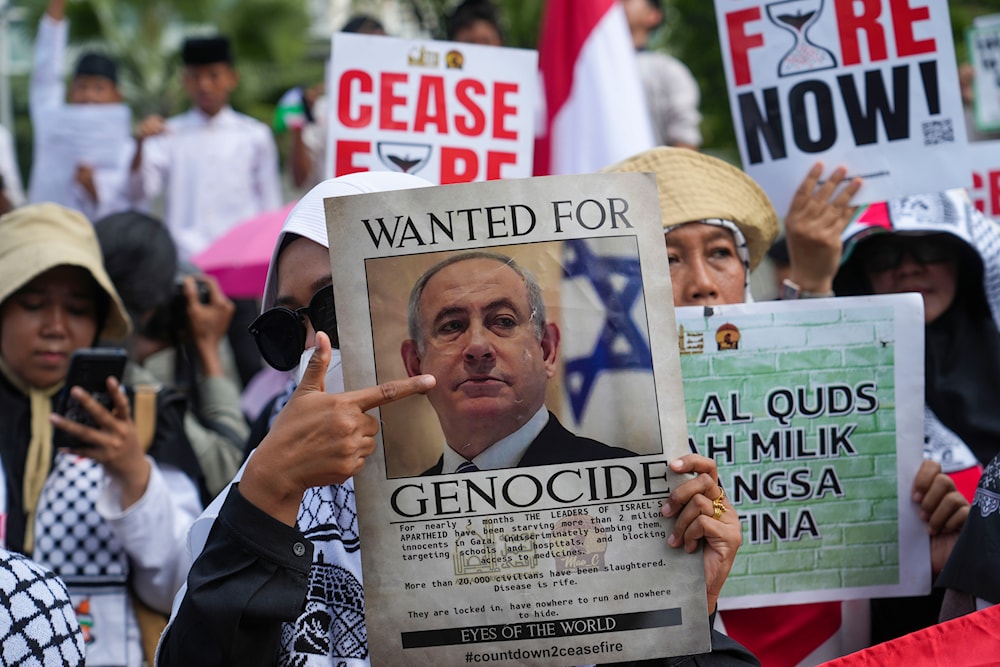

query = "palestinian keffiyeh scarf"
[0,548,86,666]
[277,479,368,667]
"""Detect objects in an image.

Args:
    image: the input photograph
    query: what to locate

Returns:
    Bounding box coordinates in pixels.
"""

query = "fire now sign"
[715,0,970,213]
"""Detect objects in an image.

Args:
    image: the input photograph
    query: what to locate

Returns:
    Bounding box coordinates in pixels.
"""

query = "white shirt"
[0,124,24,208]
[441,405,549,472]
[637,50,703,148]
[28,16,138,221]
[299,94,328,191]
[137,106,283,259]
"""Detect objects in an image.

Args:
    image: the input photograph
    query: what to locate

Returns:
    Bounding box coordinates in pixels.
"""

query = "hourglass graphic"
[766,0,837,77]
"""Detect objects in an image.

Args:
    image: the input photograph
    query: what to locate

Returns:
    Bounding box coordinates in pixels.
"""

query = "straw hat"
[603,147,779,271]
[0,204,131,340]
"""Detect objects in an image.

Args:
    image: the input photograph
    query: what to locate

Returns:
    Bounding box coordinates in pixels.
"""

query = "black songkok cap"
[73,52,118,84]
[181,36,232,66]
[341,14,385,34]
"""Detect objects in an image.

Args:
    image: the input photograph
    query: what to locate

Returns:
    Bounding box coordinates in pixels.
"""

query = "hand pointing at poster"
[240,332,435,525]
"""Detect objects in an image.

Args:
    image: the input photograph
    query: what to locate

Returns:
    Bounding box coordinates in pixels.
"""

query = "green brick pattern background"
[678,305,899,600]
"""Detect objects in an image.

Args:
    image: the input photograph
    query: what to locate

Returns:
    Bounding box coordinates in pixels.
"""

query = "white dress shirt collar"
[441,406,549,473]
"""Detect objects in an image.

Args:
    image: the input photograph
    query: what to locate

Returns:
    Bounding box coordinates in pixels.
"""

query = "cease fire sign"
[327,33,538,185]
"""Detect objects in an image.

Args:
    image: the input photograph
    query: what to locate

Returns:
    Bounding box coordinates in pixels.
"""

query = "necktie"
[456,459,479,474]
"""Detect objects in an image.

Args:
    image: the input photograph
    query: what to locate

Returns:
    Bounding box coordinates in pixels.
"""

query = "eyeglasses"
[248,284,338,371]
[859,234,957,274]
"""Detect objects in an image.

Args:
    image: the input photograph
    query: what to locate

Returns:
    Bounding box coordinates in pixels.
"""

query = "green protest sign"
[677,294,930,608]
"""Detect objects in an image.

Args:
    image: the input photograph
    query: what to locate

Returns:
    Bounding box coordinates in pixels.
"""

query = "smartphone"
[53,348,128,449]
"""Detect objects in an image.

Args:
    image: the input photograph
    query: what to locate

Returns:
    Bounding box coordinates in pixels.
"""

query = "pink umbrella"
[192,201,297,299]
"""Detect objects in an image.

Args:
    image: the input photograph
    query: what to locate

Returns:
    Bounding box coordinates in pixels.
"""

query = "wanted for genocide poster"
[325,173,710,665]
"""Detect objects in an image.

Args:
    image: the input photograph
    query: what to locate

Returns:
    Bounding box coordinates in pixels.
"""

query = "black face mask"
[248,284,338,371]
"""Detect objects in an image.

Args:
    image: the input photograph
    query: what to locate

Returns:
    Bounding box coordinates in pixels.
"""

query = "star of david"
[562,239,653,421]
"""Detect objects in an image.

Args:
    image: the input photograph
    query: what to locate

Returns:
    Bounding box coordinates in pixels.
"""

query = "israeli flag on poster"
[558,237,658,448]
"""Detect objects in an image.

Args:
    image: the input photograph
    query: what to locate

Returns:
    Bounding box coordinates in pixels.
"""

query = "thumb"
[297,332,332,393]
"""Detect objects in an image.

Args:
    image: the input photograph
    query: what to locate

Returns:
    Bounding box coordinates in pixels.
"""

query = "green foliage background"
[5,0,1000,182]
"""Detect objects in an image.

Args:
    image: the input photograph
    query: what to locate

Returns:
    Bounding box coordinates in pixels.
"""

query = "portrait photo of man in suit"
[399,250,636,475]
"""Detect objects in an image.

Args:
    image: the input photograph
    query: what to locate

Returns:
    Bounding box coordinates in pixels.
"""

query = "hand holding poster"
[676,295,930,608]
[327,33,537,184]
[715,0,969,213]
[28,104,132,207]
[325,173,713,664]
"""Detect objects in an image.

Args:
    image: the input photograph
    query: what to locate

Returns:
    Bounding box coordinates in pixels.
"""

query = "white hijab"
[263,172,433,389]
[262,171,432,310]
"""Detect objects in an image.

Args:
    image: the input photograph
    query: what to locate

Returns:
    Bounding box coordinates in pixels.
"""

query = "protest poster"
[326,33,537,185]
[714,0,969,213]
[28,104,132,206]
[969,138,1000,218]
[325,173,711,664]
[968,16,1000,133]
[676,295,930,609]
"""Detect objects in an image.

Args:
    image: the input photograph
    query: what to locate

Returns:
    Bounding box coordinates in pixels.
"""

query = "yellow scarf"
[0,356,63,555]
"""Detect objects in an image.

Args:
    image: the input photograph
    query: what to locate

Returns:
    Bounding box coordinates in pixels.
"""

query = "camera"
[142,277,211,343]
[169,277,211,328]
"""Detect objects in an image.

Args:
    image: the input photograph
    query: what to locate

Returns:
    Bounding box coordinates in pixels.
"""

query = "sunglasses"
[859,234,956,274]
[248,284,339,371]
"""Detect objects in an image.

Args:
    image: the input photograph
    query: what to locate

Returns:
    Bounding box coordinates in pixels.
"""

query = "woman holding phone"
[0,203,203,667]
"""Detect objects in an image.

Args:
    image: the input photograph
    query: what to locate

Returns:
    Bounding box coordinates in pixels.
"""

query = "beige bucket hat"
[0,203,131,340]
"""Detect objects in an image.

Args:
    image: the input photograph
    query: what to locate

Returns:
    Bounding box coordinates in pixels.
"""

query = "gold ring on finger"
[712,488,727,520]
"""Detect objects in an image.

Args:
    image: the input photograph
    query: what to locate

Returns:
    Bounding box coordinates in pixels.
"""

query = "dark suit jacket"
[422,410,635,475]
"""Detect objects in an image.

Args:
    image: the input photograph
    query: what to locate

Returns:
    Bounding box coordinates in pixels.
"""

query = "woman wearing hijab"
[812,188,997,643]
[830,191,999,495]
[158,172,754,666]
[0,204,203,666]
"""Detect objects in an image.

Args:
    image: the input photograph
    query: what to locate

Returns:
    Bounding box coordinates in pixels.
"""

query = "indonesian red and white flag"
[534,0,655,175]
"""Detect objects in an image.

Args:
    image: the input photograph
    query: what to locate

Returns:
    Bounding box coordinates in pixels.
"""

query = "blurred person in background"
[132,34,283,389]
[620,0,702,150]
[275,14,387,192]
[0,203,203,667]
[446,0,504,46]
[0,122,24,214]
[96,211,248,498]
[29,0,139,220]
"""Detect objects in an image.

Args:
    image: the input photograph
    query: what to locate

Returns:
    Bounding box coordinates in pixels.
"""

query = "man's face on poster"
[402,257,560,445]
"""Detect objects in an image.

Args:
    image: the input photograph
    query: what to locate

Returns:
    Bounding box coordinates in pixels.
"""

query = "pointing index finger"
[352,375,436,412]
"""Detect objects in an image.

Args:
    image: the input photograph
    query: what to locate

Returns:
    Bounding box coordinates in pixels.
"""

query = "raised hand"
[785,162,863,295]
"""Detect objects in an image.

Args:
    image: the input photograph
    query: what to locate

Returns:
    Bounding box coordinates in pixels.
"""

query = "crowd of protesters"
[0,0,997,665]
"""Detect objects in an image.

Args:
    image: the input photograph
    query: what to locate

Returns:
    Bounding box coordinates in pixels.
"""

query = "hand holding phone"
[51,347,151,504]
[53,348,127,449]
